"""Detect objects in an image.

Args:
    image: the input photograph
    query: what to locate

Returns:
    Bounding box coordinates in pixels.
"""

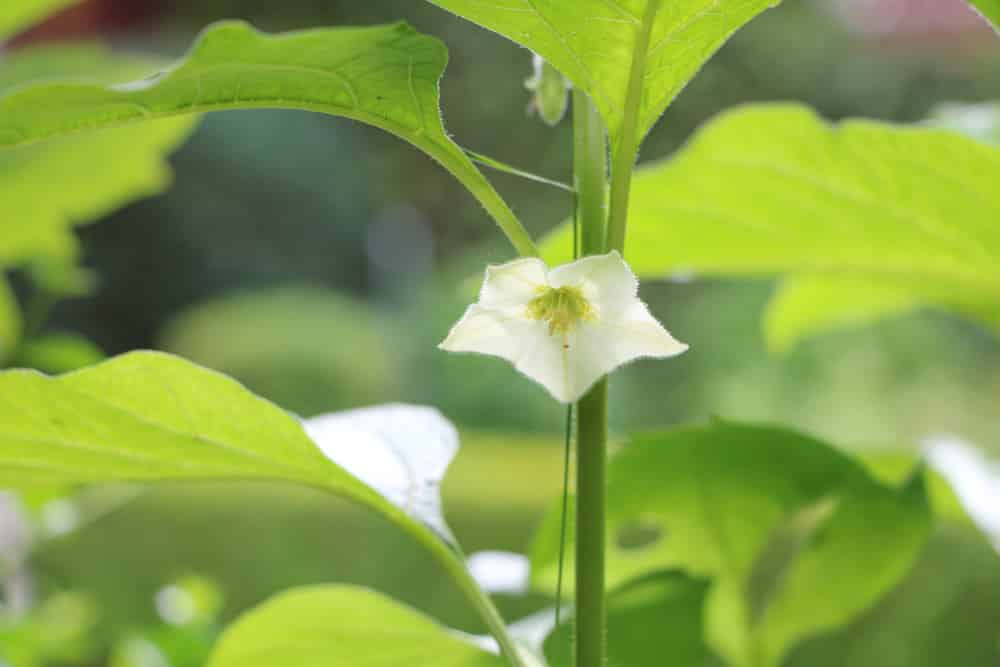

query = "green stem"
[404,520,528,666]
[573,90,609,667]
[605,0,661,254]
[573,89,608,253]
[576,379,608,667]
[443,149,540,258]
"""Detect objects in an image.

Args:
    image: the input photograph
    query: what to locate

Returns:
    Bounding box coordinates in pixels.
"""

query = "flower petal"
[576,301,688,380]
[547,251,637,317]
[439,305,525,360]
[439,305,578,403]
[479,257,548,312]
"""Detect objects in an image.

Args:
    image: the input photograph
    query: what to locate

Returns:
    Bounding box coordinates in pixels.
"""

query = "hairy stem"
[573,89,609,667]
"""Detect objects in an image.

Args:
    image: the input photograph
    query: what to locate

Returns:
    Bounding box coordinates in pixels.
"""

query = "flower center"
[526,285,596,336]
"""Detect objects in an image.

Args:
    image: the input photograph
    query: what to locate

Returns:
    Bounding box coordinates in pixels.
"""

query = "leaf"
[207,585,503,667]
[786,526,1000,667]
[0,0,78,40]
[426,0,779,150]
[763,277,920,352]
[0,276,20,364]
[0,352,470,575]
[0,21,534,256]
[544,572,711,667]
[11,332,104,374]
[0,45,198,266]
[967,0,1000,32]
[542,103,1000,345]
[530,422,932,667]
[304,404,461,542]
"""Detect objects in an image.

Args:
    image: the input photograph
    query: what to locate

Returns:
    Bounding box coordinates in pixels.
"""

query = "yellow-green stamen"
[526,286,595,336]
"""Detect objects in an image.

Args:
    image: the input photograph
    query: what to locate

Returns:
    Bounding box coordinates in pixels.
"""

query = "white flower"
[439,251,688,403]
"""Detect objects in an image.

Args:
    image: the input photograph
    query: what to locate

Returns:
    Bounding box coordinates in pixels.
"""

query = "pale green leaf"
[0,351,469,570]
[542,103,1000,344]
[0,45,197,265]
[1,119,196,264]
[530,422,932,667]
[0,0,78,40]
[763,277,920,352]
[967,0,1000,32]
[544,573,710,667]
[0,276,20,363]
[426,0,779,150]
[0,21,534,256]
[208,585,503,667]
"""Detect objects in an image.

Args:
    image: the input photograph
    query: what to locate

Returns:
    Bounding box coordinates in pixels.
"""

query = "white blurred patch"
[924,435,1000,552]
[155,584,197,626]
[467,550,531,595]
[0,493,31,564]
[304,404,459,541]
[40,498,80,538]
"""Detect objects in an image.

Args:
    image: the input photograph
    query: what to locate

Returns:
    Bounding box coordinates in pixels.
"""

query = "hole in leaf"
[615,518,665,551]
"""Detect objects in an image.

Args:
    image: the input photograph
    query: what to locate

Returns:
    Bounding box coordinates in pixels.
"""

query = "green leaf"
[544,573,710,667]
[542,103,1000,344]
[786,526,1000,667]
[530,422,932,667]
[0,276,20,364]
[0,0,78,40]
[967,0,1000,32]
[0,21,535,256]
[207,585,503,667]
[426,0,779,150]
[11,332,104,374]
[0,351,525,661]
[763,277,920,352]
[0,45,198,265]
[0,351,463,572]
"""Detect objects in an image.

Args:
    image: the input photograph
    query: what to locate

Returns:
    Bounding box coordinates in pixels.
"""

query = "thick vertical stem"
[572,89,609,667]
[573,89,608,254]
[575,378,608,667]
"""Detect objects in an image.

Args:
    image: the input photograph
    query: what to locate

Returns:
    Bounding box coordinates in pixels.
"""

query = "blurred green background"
[3,0,1000,665]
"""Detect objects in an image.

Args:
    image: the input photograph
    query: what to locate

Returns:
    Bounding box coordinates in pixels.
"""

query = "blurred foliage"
[160,287,395,416]
[0,0,76,40]
[0,1,999,666]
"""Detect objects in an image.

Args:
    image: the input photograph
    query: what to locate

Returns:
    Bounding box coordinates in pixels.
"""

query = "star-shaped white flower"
[439,251,688,403]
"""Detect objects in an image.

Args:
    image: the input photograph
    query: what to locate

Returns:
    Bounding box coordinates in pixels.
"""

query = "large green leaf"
[967,0,1000,31]
[208,586,503,667]
[0,0,77,40]
[542,103,1000,346]
[530,422,932,667]
[544,573,711,667]
[0,276,20,364]
[426,0,778,150]
[0,45,197,265]
[763,277,920,353]
[787,526,1000,667]
[1,119,196,265]
[0,21,534,256]
[0,352,473,582]
[0,351,525,662]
